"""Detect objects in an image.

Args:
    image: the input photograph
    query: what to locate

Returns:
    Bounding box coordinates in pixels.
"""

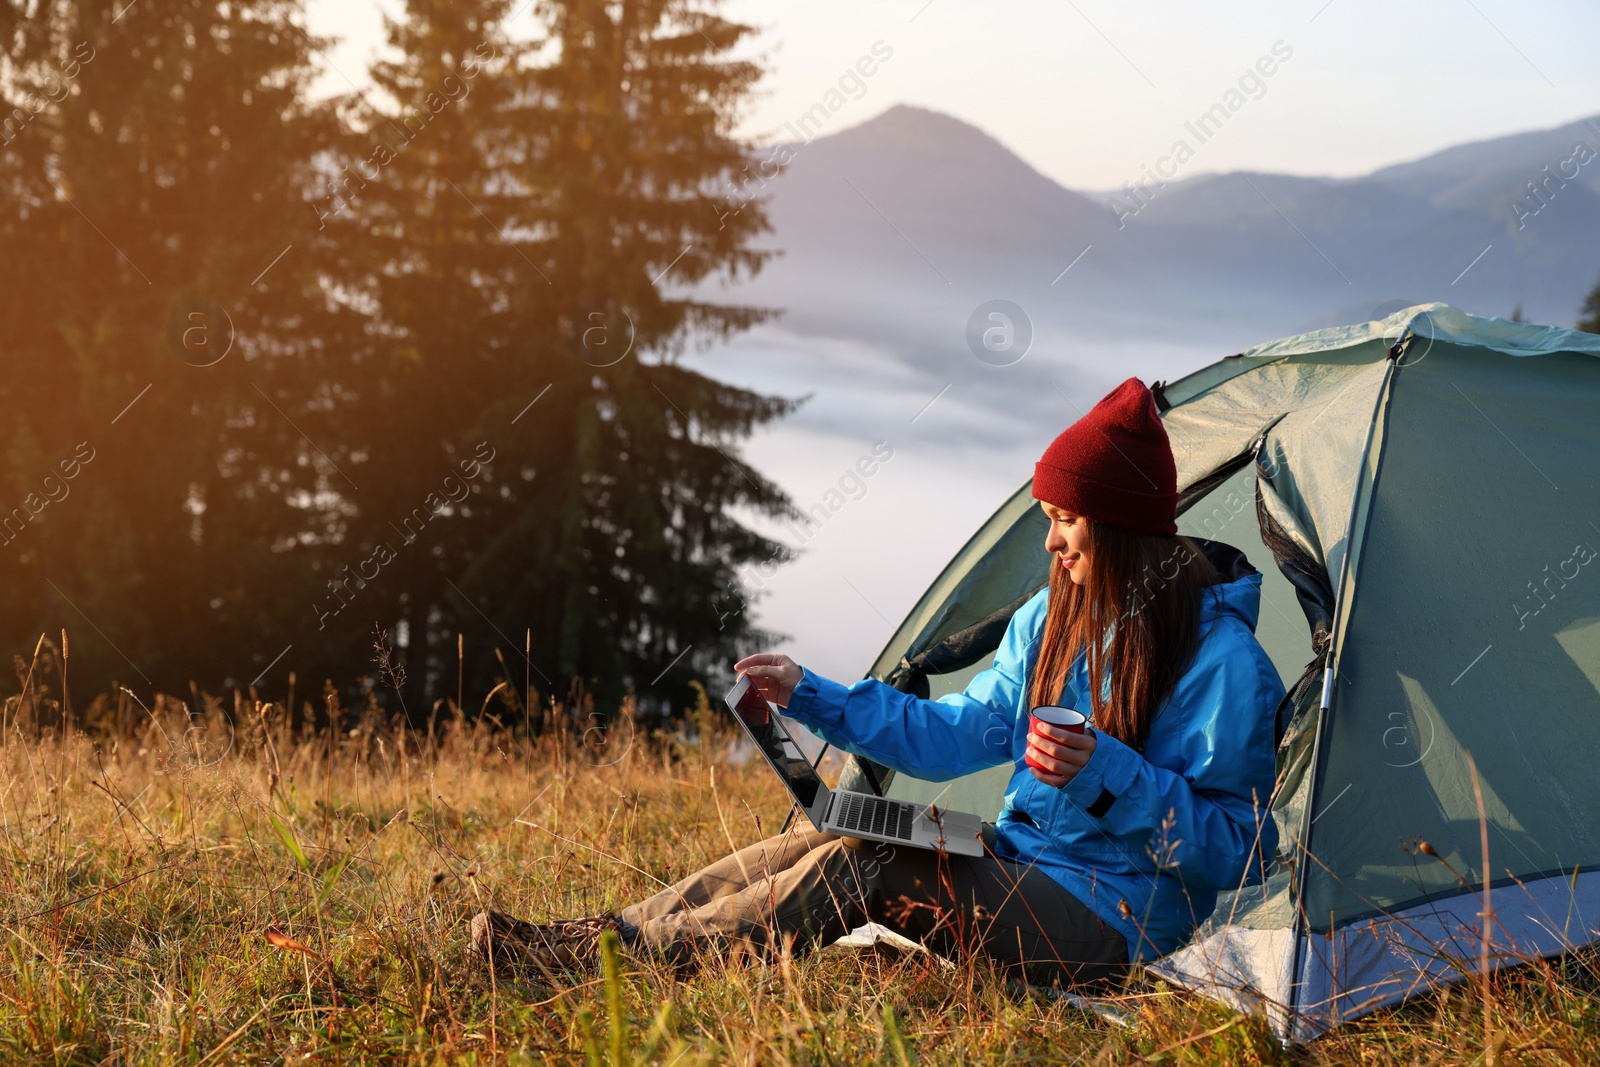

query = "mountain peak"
[852,103,989,135]
[821,103,1025,161]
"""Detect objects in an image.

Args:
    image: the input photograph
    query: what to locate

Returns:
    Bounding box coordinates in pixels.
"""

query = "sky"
[306,0,1600,192]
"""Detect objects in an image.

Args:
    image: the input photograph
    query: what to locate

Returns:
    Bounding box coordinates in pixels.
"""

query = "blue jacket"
[783,570,1284,959]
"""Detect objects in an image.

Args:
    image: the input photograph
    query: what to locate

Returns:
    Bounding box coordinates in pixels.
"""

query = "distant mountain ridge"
[745,104,1600,338]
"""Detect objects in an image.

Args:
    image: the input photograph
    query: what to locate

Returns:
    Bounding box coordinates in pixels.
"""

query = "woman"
[473,377,1285,985]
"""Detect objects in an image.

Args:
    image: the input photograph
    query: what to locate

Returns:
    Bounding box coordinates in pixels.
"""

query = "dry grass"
[2,680,1599,1065]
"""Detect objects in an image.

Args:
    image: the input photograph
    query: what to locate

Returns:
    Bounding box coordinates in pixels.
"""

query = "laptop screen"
[730,680,824,808]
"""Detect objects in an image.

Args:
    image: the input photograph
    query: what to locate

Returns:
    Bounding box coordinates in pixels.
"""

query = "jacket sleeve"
[1050,620,1282,890]
[780,591,1047,782]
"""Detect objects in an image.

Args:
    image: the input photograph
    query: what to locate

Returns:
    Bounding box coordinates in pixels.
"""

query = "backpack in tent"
[833,303,1600,1041]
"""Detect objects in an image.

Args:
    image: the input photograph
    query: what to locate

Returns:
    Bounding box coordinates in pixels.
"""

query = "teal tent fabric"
[839,305,1600,1040]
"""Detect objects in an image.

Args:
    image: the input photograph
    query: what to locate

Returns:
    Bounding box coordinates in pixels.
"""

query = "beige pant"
[619,825,1128,986]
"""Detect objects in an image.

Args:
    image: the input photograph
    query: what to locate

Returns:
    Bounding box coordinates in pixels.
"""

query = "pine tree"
[0,0,345,696]
[296,0,540,714]
[0,0,792,716]
[489,0,794,716]
[321,0,795,718]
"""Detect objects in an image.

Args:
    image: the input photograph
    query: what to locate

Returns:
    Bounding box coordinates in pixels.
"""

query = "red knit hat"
[1032,377,1178,535]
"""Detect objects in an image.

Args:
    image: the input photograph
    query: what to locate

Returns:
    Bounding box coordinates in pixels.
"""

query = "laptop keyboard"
[834,792,916,841]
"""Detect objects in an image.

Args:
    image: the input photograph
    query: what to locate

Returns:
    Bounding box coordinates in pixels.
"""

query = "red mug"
[1025,705,1088,774]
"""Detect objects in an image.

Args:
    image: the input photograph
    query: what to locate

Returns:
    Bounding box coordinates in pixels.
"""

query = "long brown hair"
[1027,520,1219,749]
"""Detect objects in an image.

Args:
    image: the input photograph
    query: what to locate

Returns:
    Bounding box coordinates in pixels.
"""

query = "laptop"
[724,675,985,857]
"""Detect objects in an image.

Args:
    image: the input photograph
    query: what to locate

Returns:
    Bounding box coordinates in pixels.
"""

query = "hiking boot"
[469,910,624,974]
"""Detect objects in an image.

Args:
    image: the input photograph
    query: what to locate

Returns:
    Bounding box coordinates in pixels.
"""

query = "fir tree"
[0,0,345,696]
[489,0,794,715]
[0,0,793,716]
[299,0,540,714]
[323,0,794,717]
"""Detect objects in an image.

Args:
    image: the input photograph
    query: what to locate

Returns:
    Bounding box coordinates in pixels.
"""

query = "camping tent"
[835,303,1600,1040]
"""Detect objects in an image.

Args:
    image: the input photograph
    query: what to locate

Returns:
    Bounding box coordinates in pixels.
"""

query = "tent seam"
[1287,343,1406,1034]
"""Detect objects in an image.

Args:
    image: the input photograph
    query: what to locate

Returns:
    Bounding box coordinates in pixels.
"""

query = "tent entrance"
[867,455,1318,817]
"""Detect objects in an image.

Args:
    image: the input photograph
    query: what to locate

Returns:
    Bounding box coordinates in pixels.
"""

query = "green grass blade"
[269,813,311,873]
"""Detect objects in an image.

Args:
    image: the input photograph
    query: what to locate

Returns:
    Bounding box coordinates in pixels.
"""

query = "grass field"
[3,680,1598,1065]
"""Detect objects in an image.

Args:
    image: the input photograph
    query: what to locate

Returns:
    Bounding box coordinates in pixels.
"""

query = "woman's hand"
[733,653,803,708]
[1026,722,1097,788]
